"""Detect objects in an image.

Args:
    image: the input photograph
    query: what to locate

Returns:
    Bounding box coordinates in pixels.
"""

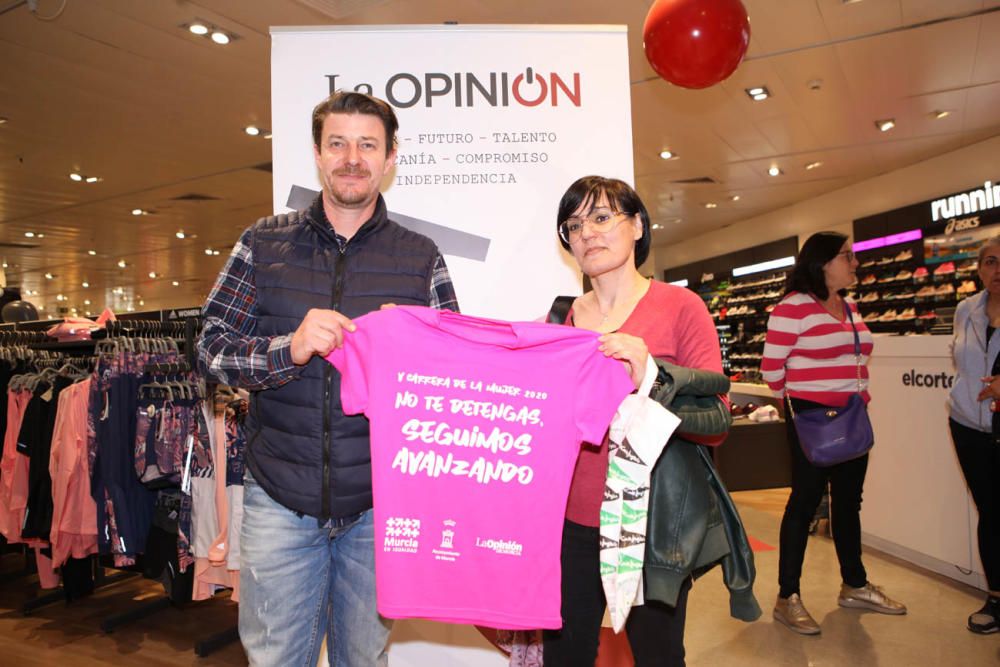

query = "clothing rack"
[0,307,202,368]
[0,314,240,656]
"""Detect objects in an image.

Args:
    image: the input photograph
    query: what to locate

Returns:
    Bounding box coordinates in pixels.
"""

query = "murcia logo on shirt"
[432,519,462,562]
[475,536,524,557]
[384,517,420,554]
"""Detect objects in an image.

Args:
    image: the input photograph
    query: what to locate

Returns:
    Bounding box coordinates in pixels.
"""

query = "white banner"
[270,24,634,321]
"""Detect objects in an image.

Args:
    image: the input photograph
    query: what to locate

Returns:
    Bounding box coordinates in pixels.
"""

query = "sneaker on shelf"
[934,261,956,275]
[957,280,977,294]
[918,311,937,320]
[765,304,776,313]
[897,308,916,320]
[895,290,915,300]
[916,285,936,297]
[936,283,956,296]
[894,249,913,262]
[860,259,875,268]
[895,270,913,280]
[877,274,895,284]
[912,266,929,279]
[861,291,880,302]
[876,255,894,265]
[881,309,899,322]
[956,260,978,273]
[861,274,877,285]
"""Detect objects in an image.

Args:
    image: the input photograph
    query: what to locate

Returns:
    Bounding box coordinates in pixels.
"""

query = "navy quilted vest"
[245,195,437,519]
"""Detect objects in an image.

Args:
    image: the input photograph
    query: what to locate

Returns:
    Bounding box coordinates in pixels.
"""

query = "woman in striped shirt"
[761,231,906,635]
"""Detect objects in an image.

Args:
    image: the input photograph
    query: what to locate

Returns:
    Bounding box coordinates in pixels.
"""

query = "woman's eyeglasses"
[558,209,630,243]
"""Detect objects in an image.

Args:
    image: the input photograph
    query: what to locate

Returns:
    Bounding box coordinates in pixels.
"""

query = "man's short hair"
[311,91,399,155]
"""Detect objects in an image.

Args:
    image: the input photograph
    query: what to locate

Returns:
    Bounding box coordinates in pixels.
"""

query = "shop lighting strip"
[852,228,923,253]
[732,256,795,277]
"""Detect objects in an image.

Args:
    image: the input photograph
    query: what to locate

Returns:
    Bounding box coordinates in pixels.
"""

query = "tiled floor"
[685,490,999,666]
[1,488,996,666]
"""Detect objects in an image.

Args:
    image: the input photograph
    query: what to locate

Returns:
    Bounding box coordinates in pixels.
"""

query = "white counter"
[862,334,986,590]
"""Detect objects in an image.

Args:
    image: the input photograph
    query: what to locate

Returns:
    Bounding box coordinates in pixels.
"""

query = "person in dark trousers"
[197,91,459,665]
[761,232,906,635]
[947,235,1000,635]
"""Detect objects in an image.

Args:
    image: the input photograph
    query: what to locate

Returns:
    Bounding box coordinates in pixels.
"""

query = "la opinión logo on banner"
[326,68,582,108]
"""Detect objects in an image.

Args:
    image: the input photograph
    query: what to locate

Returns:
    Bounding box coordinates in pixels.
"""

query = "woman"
[542,176,724,665]
[761,231,906,635]
[947,236,1000,634]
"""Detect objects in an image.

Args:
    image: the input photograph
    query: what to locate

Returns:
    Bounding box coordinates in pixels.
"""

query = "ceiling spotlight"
[148,272,158,279]
[805,161,823,170]
[139,299,145,306]
[88,249,97,256]
[84,299,91,305]
[118,259,127,268]
[730,195,741,202]
[205,248,213,255]
[36,233,44,238]
[24,232,35,238]
[176,230,186,239]
[659,150,676,160]
[876,118,895,132]
[44,272,53,279]
[704,202,718,209]
[211,31,230,45]
[172,280,180,287]
[82,281,89,288]
[1,262,7,268]
[933,110,950,119]
[745,86,770,101]
[213,250,220,256]
[263,132,272,140]
[0,116,8,124]
[85,176,100,183]
[651,223,663,230]
[56,294,65,302]
[768,166,783,177]
[69,173,83,182]
[132,208,144,216]
[245,125,261,136]
[189,22,209,35]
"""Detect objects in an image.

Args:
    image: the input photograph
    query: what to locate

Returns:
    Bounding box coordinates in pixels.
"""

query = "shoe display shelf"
[853,246,975,334]
[708,271,787,385]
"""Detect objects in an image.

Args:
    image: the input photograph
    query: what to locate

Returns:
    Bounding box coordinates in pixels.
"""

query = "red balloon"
[643,0,751,89]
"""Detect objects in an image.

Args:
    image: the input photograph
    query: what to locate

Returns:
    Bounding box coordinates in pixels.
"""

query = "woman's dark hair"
[556,176,651,267]
[786,231,850,300]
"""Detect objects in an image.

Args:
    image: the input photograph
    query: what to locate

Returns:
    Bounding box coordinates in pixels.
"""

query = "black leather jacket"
[643,360,762,622]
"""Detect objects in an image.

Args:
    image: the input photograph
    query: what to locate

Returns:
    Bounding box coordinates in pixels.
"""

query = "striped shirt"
[760,292,873,407]
[198,220,459,391]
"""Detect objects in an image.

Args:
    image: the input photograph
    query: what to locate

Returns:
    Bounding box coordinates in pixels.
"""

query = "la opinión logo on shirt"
[475,536,524,557]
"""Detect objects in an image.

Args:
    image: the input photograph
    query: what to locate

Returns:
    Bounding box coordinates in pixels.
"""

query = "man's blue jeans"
[239,471,392,666]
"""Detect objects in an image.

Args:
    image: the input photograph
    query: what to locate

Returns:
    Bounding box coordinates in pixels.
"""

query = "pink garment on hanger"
[48,379,98,567]
[1,389,59,588]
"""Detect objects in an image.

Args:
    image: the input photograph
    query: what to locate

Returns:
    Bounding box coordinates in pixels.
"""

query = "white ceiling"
[1,0,999,317]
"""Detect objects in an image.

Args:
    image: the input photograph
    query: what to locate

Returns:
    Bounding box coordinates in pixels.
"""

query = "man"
[197,91,459,666]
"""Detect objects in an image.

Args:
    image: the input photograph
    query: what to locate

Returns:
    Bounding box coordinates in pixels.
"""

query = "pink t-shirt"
[326,306,634,629]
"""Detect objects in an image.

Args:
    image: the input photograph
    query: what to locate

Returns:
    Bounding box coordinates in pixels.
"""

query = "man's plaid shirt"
[197,225,459,390]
